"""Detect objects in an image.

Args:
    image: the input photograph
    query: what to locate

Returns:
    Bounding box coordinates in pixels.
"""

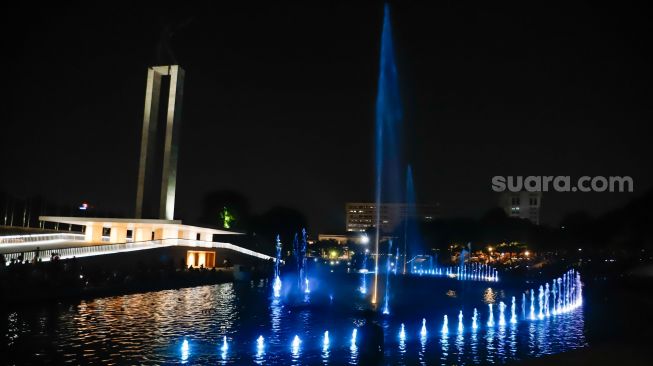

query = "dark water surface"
[2,271,588,365]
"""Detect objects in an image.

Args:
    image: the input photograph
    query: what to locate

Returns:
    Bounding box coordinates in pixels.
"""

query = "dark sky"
[3,1,652,233]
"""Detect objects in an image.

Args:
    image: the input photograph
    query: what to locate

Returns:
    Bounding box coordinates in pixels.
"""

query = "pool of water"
[2,269,587,364]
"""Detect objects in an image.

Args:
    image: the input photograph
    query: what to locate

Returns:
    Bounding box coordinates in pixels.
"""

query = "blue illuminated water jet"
[399,323,406,340]
[291,335,301,354]
[458,310,463,333]
[538,285,544,319]
[442,315,449,334]
[524,269,583,320]
[530,289,536,320]
[499,301,506,326]
[472,308,478,330]
[273,235,282,298]
[383,240,393,314]
[487,304,495,327]
[351,328,358,350]
[359,250,368,295]
[420,318,427,337]
[256,335,264,356]
[373,3,403,303]
[510,296,517,324]
[181,339,189,361]
[221,336,228,359]
[323,331,329,350]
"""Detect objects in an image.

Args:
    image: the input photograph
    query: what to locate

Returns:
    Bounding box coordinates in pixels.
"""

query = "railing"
[1,238,275,264]
[0,233,85,244]
[0,233,132,245]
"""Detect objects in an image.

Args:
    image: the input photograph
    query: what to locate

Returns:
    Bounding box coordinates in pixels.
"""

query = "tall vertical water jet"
[472,308,479,330]
[323,331,330,351]
[499,301,506,326]
[383,240,393,314]
[300,229,309,294]
[458,311,464,332]
[360,250,368,295]
[544,283,550,317]
[394,246,399,274]
[538,285,544,319]
[522,293,526,318]
[442,315,449,334]
[552,281,558,315]
[487,304,495,327]
[421,318,427,337]
[221,336,228,359]
[373,3,403,303]
[273,235,282,298]
[257,335,265,357]
[530,289,536,320]
[510,296,517,324]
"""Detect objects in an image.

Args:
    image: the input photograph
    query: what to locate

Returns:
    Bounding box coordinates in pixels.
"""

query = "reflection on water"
[2,280,587,365]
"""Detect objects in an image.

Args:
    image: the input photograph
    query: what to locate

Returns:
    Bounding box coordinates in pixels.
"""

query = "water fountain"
[458,311,464,333]
[360,249,368,295]
[291,335,301,354]
[523,269,583,320]
[256,335,264,357]
[221,336,228,359]
[529,289,536,320]
[538,285,544,319]
[301,229,309,294]
[442,315,449,334]
[273,235,282,298]
[472,308,478,330]
[428,263,500,282]
[383,240,393,314]
[487,304,495,327]
[499,301,506,326]
[351,329,358,350]
[510,296,517,324]
[323,331,330,352]
[421,318,427,337]
[181,339,189,362]
[373,3,403,304]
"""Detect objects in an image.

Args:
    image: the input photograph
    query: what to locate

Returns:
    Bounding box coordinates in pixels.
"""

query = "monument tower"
[135,65,185,220]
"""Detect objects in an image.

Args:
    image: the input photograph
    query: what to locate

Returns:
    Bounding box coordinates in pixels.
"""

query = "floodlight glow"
[181,339,189,361]
[323,331,330,350]
[291,335,301,354]
[256,335,264,356]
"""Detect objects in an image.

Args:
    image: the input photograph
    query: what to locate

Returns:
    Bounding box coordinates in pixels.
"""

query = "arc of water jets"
[207,272,582,360]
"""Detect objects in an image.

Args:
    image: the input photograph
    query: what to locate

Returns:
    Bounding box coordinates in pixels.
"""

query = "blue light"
[487,304,495,327]
[399,323,406,341]
[291,335,301,354]
[181,339,189,362]
[420,318,427,337]
[323,331,330,350]
[256,335,264,356]
[221,336,228,359]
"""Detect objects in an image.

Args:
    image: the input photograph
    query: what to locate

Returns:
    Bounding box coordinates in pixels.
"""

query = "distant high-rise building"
[345,202,438,232]
[499,191,542,225]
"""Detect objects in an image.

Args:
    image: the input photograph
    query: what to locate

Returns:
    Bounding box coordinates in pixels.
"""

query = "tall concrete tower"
[135,65,185,220]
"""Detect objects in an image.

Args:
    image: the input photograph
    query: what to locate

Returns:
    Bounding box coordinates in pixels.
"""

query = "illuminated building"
[345,202,438,232]
[499,191,542,225]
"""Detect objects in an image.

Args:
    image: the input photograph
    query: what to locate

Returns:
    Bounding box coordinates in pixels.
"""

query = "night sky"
[3,2,652,233]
